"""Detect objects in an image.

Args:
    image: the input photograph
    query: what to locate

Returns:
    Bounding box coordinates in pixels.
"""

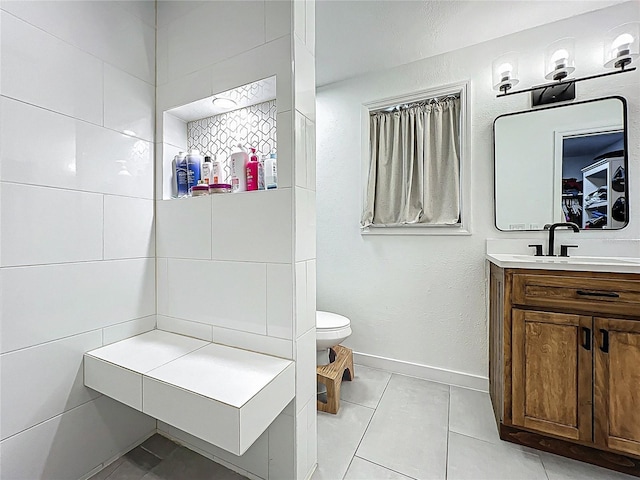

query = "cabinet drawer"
[512,273,640,317]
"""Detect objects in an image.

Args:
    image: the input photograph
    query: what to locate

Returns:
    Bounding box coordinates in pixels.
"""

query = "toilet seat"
[317,311,350,331]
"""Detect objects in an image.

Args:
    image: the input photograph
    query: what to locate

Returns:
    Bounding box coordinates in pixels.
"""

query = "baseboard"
[353,351,489,392]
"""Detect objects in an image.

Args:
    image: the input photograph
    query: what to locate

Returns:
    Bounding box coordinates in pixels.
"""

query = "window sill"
[360,225,471,236]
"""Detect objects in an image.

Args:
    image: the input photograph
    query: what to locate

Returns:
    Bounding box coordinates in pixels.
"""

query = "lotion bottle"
[230,144,249,192]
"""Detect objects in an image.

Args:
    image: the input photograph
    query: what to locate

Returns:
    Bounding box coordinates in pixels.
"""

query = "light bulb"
[550,49,569,66]
[612,33,634,57]
[498,63,512,79]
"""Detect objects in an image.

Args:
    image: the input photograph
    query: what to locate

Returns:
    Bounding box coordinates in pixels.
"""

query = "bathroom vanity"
[487,256,640,476]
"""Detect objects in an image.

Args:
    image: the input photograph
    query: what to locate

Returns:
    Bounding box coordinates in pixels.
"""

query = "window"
[361,83,469,234]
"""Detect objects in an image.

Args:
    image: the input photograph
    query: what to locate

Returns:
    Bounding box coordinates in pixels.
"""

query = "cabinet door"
[595,318,640,456]
[512,309,593,442]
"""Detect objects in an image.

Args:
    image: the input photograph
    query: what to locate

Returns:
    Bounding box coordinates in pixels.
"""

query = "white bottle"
[230,144,249,192]
[211,155,221,184]
[265,152,278,189]
[202,156,213,184]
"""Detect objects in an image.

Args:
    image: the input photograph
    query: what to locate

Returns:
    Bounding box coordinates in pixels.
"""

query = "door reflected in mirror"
[494,97,628,231]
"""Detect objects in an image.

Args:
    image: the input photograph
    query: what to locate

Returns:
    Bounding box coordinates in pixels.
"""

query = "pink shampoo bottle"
[246,148,260,191]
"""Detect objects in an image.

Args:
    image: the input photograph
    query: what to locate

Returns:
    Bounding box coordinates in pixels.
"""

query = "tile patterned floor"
[89,434,247,480]
[91,365,636,480]
[313,365,636,480]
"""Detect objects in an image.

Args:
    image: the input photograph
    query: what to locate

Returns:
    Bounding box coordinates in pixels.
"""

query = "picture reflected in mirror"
[494,97,628,231]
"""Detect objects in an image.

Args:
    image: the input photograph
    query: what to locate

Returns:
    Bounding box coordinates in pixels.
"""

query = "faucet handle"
[528,244,544,257]
[560,245,578,258]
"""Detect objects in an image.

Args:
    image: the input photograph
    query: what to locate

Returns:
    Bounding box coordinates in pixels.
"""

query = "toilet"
[316,310,352,365]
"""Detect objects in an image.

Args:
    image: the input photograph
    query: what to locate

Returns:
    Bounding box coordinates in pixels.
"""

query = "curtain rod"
[371,94,460,114]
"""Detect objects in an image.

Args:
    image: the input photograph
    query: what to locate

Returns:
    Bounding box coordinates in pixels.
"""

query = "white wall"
[0,2,157,479]
[316,2,640,385]
[155,2,317,479]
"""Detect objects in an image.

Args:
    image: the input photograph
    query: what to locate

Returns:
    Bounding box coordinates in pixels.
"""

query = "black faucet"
[543,222,580,256]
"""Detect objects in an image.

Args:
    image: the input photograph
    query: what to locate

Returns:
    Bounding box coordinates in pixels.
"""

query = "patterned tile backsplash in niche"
[187,100,277,184]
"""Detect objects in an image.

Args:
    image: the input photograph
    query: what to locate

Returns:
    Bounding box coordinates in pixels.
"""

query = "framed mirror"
[494,96,628,231]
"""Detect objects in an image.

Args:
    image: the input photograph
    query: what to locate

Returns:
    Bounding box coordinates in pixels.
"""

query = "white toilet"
[316,310,352,365]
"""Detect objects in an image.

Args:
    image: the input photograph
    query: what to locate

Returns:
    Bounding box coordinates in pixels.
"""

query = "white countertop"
[486,253,640,274]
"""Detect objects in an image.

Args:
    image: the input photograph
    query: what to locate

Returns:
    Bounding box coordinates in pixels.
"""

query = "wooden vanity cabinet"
[489,264,640,476]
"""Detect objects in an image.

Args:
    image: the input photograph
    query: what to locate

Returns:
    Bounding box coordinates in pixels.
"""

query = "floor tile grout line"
[351,455,420,480]
[342,373,395,479]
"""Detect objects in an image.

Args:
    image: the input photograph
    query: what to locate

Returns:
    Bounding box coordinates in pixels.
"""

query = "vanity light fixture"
[212,97,237,109]
[492,53,520,93]
[494,22,637,106]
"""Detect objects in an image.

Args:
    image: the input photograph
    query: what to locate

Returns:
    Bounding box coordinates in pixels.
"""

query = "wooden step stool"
[316,345,354,414]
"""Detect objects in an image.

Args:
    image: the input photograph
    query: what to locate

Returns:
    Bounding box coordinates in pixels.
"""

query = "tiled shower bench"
[84,330,294,456]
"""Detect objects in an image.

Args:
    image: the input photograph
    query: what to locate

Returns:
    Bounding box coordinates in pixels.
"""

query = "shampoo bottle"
[230,144,249,192]
[186,149,203,194]
[175,151,188,197]
[246,148,260,191]
[265,152,278,189]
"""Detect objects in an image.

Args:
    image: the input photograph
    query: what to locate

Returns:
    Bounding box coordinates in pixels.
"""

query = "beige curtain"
[361,97,461,227]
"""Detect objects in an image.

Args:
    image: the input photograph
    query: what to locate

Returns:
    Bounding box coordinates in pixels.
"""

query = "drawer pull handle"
[576,290,619,298]
[600,329,609,353]
[582,327,591,351]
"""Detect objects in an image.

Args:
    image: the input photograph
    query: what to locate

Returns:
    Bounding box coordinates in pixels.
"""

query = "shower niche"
[160,76,277,200]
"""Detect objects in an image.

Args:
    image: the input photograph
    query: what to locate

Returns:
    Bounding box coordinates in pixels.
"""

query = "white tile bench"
[84,330,294,456]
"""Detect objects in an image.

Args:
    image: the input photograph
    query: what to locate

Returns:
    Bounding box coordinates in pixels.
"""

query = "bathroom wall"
[155,2,317,479]
[0,1,157,479]
[316,2,639,386]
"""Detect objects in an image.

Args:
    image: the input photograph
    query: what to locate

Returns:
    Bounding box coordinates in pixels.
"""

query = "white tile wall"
[154,2,316,479]
[163,1,265,82]
[0,396,155,480]
[104,64,155,142]
[276,110,294,189]
[267,263,294,339]
[0,330,103,440]
[268,412,296,480]
[165,259,267,334]
[295,328,317,414]
[103,315,157,345]
[156,196,212,259]
[211,188,293,263]
[1,0,155,83]
[213,326,293,359]
[157,315,214,342]
[163,113,188,150]
[295,111,307,188]
[296,397,318,480]
[104,196,155,260]
[0,1,157,478]
[295,187,317,262]
[0,11,104,124]
[306,117,317,190]
[1,259,155,353]
[0,97,154,199]
[0,184,104,267]
[294,36,316,122]
[266,0,292,43]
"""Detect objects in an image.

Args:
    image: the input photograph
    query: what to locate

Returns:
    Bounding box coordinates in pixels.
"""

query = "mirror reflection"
[494,97,628,231]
